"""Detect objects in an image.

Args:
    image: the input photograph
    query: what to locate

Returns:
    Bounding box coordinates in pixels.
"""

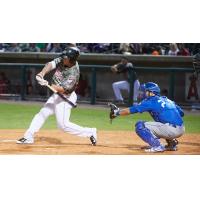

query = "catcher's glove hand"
[108,103,120,123]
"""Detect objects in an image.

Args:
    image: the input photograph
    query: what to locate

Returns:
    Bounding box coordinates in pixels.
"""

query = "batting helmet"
[61,47,80,62]
[144,82,160,95]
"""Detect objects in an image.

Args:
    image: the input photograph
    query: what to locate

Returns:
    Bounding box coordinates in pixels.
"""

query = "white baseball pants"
[24,92,96,140]
[112,80,140,102]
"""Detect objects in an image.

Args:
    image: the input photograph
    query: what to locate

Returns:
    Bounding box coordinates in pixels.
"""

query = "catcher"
[17,46,97,145]
[109,82,185,153]
[111,57,140,105]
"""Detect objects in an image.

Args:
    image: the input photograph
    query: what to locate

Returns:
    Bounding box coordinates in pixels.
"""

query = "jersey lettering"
[158,99,166,108]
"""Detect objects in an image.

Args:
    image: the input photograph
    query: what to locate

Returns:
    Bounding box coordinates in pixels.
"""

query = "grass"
[0,103,199,133]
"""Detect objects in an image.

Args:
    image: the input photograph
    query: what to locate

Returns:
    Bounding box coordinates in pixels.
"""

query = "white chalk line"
[0,141,141,150]
[0,139,18,143]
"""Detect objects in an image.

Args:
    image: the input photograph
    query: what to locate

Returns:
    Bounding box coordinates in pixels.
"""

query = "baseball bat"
[46,84,77,108]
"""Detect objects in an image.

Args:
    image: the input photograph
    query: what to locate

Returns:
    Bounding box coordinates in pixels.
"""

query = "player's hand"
[111,65,118,73]
[36,74,48,86]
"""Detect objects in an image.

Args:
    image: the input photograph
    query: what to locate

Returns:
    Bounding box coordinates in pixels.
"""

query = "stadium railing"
[0,63,194,106]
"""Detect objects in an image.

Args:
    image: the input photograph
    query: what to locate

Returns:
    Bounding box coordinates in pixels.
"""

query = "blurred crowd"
[0,43,199,56]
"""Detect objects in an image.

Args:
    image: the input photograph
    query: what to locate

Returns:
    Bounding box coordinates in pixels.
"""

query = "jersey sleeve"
[175,104,184,117]
[50,57,62,70]
[129,99,153,114]
[126,63,133,69]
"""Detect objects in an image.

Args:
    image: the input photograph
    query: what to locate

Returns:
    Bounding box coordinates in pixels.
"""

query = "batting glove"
[36,74,48,86]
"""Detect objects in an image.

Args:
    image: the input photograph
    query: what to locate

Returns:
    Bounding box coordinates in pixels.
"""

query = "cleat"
[141,146,151,150]
[90,136,96,146]
[145,145,165,153]
[16,137,34,144]
[90,128,97,146]
[165,139,178,151]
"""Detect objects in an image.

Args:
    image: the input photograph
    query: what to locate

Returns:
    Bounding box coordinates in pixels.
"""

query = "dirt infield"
[0,130,200,155]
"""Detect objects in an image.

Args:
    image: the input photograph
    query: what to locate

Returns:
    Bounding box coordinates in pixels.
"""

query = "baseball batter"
[17,47,97,145]
[110,82,185,153]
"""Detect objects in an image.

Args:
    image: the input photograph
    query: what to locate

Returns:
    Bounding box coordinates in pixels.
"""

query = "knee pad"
[135,121,160,147]
[135,121,145,134]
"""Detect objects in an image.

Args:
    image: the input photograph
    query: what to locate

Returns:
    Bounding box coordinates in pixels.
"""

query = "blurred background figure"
[21,43,41,52]
[119,43,132,55]
[5,43,21,52]
[111,57,140,105]
[0,72,10,94]
[177,43,190,56]
[28,43,41,52]
[48,43,63,53]
[129,43,142,54]
[167,43,179,56]
[36,43,47,52]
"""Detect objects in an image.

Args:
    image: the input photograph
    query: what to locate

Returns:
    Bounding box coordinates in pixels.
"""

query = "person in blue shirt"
[111,82,185,153]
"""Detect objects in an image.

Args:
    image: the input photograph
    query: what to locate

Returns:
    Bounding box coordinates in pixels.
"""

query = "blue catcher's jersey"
[129,96,184,126]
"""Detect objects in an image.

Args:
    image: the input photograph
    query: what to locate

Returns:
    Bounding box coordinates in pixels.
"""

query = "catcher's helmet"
[144,82,160,95]
[61,47,80,62]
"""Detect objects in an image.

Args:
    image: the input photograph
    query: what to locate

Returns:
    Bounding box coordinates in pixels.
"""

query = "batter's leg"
[17,103,55,144]
[55,101,97,142]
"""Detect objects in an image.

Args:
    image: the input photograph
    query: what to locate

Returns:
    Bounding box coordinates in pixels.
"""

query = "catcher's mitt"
[108,103,120,124]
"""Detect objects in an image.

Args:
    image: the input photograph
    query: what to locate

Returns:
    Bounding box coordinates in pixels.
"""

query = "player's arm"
[111,64,118,73]
[37,62,54,78]
[117,103,150,116]
[111,61,122,73]
[117,108,131,116]
[51,84,65,94]
[36,58,60,87]
[54,75,77,95]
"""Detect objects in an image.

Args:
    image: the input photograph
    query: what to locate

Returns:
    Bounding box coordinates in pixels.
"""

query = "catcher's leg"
[135,121,165,152]
[144,122,184,151]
